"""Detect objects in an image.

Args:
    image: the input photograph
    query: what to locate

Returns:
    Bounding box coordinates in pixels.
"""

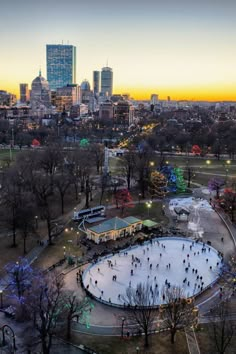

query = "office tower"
[93,71,100,96]
[55,84,79,112]
[20,83,29,103]
[101,66,113,98]
[31,70,51,110]
[151,94,158,105]
[46,44,76,91]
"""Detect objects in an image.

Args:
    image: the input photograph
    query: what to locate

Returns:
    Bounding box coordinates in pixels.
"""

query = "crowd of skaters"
[82,238,222,305]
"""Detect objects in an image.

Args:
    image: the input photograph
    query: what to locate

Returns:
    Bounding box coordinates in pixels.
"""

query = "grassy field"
[109,156,236,187]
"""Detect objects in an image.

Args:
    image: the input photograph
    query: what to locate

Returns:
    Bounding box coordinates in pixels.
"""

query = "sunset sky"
[0,0,236,101]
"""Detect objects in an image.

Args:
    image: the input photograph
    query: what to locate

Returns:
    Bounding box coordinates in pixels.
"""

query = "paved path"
[185,327,201,354]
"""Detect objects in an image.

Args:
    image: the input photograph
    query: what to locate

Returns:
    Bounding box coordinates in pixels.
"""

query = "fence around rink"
[81,236,223,310]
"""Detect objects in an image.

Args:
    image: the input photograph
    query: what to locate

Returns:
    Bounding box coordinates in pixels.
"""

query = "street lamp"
[138,193,142,204]
[206,160,211,166]
[146,201,152,217]
[76,231,79,245]
[136,346,140,354]
[150,161,155,167]
[34,215,38,229]
[63,246,66,258]
[121,317,125,338]
[2,324,16,351]
[0,289,3,308]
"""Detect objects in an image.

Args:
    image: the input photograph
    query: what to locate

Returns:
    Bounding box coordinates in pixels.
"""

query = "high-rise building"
[151,94,158,105]
[20,83,30,103]
[46,44,76,91]
[93,71,100,97]
[101,67,113,98]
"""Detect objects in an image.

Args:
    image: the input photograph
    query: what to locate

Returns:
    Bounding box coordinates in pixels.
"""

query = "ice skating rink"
[83,237,222,306]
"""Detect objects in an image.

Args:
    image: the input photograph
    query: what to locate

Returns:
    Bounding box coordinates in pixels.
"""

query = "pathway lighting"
[121,317,125,338]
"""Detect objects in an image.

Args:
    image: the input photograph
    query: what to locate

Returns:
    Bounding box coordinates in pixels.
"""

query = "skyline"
[1,0,236,101]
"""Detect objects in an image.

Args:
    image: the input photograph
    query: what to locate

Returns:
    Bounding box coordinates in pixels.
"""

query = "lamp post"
[136,346,140,354]
[34,215,38,229]
[63,246,66,258]
[146,201,152,218]
[224,160,231,183]
[121,317,125,338]
[76,231,79,245]
[2,324,16,351]
[0,290,3,308]
[138,193,142,204]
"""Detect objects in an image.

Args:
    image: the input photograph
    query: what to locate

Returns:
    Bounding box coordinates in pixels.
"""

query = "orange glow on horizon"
[2,83,236,103]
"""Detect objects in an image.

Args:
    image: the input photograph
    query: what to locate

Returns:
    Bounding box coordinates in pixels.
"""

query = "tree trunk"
[23,235,26,255]
[171,329,176,343]
[67,317,71,340]
[60,192,64,215]
[144,330,149,347]
[12,227,17,247]
[47,219,52,245]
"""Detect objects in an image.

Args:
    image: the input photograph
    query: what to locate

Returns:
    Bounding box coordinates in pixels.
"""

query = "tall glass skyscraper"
[46,44,76,91]
[101,67,113,97]
[93,71,100,97]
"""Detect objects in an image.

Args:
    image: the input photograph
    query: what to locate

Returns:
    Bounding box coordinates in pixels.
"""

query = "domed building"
[30,71,51,112]
[80,79,94,112]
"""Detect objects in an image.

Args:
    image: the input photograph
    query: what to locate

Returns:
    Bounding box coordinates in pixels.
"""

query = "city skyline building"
[101,66,113,98]
[151,94,159,105]
[20,83,30,104]
[30,70,51,112]
[46,44,76,91]
[93,71,100,97]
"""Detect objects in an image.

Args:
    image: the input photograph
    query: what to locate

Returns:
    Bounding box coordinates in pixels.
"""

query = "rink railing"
[81,236,223,309]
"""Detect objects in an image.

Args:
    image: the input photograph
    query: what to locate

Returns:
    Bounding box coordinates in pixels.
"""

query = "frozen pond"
[83,237,222,306]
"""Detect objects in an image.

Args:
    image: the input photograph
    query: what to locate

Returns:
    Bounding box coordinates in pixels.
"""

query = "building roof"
[87,216,142,235]
[142,219,158,228]
[123,216,142,224]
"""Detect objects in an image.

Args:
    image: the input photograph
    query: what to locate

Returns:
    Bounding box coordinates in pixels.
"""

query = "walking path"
[185,327,201,354]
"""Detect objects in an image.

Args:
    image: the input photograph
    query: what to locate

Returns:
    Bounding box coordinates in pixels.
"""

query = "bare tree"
[62,292,93,340]
[185,160,195,188]
[1,167,24,247]
[122,282,159,347]
[17,193,37,254]
[207,301,236,354]
[33,175,56,245]
[161,286,195,343]
[25,271,65,354]
[89,143,104,174]
[54,173,70,215]
[122,148,135,190]
[39,145,63,191]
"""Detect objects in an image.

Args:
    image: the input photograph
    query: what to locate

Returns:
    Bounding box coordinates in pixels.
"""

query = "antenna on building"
[39,67,42,76]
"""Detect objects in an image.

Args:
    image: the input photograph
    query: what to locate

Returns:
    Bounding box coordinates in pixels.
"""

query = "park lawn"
[0,148,19,164]
[71,331,188,354]
[33,228,84,271]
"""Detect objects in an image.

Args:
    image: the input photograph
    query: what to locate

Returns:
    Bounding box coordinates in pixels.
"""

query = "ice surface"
[83,237,222,306]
